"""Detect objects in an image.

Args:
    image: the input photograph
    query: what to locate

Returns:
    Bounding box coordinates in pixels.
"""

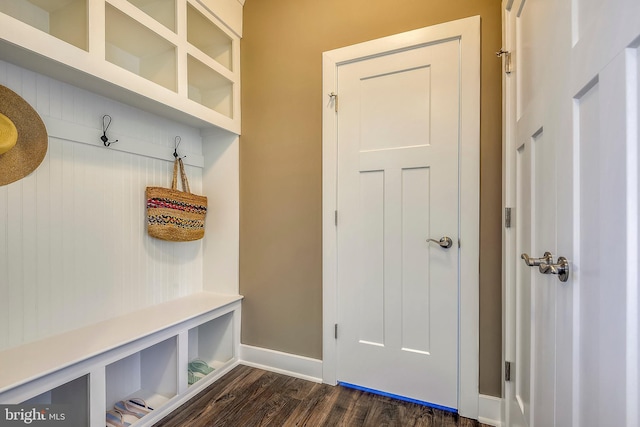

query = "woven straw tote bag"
[146,158,207,241]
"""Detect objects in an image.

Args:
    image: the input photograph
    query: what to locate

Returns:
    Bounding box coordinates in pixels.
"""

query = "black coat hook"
[173,136,186,159]
[101,115,118,147]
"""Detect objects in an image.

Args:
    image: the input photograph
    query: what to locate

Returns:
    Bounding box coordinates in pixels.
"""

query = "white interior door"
[335,38,460,409]
[323,17,480,417]
[505,2,559,425]
[504,1,640,426]
[561,1,640,426]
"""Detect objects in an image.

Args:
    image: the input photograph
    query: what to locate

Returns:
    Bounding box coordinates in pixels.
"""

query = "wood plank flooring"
[153,365,491,427]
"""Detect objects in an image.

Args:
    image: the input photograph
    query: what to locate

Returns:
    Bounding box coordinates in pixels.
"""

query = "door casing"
[321,16,481,418]
[501,1,521,424]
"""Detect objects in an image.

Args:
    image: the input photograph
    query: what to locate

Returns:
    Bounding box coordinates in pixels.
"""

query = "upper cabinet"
[0,0,242,133]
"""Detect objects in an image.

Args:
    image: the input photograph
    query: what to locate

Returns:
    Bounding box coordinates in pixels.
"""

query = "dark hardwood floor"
[154,365,491,427]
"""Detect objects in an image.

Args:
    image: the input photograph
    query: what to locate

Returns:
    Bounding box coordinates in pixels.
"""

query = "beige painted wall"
[240,0,503,397]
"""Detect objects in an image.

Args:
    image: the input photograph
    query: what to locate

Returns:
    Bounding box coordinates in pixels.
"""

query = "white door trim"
[501,1,517,424]
[321,16,481,418]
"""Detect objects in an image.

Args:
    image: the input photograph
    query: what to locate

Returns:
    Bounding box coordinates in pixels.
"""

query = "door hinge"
[334,210,338,226]
[334,324,338,339]
[505,207,512,228]
[505,361,512,382]
[329,92,338,112]
[496,49,512,74]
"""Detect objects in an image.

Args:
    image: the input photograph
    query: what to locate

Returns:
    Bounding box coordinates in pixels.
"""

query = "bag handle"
[171,158,191,193]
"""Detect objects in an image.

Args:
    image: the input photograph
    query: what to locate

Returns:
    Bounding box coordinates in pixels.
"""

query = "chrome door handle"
[427,236,453,249]
[539,257,570,282]
[521,252,553,267]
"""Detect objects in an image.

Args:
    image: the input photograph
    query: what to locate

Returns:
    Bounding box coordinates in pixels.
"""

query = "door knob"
[521,252,553,267]
[426,236,453,249]
[539,257,570,282]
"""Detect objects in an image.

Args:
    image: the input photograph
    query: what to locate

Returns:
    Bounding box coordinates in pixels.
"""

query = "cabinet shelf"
[106,4,177,92]
[187,54,233,118]
[23,376,89,426]
[127,0,176,32]
[187,2,233,71]
[187,311,234,387]
[0,0,88,51]
[0,0,240,132]
[106,337,177,421]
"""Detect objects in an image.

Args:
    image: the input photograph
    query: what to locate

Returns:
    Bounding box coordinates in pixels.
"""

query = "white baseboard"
[239,344,323,383]
[478,394,503,427]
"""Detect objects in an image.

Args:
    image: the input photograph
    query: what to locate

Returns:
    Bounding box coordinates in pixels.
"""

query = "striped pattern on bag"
[146,158,207,242]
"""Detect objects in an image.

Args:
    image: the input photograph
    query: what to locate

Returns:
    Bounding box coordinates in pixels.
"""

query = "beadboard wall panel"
[0,60,206,352]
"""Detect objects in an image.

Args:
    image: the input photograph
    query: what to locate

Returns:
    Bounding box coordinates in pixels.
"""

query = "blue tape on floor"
[337,382,458,414]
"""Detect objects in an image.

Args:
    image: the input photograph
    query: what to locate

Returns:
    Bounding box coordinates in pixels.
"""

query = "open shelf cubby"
[0,294,241,427]
[187,311,234,387]
[106,3,177,91]
[126,0,176,32]
[187,54,233,118]
[106,336,178,418]
[0,0,88,50]
[187,2,233,71]
[22,375,89,426]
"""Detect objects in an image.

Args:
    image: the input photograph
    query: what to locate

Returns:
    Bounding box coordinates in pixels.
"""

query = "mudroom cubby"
[105,3,178,92]
[0,0,241,132]
[127,0,176,32]
[22,376,90,426]
[187,54,234,117]
[187,2,233,70]
[0,293,242,426]
[0,0,88,51]
[106,337,178,412]
[187,311,234,386]
[22,376,89,406]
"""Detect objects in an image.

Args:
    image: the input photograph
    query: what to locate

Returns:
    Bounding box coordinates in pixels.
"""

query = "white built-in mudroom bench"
[0,293,242,426]
[0,0,244,425]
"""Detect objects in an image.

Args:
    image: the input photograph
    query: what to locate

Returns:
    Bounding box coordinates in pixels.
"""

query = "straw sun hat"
[0,84,48,186]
